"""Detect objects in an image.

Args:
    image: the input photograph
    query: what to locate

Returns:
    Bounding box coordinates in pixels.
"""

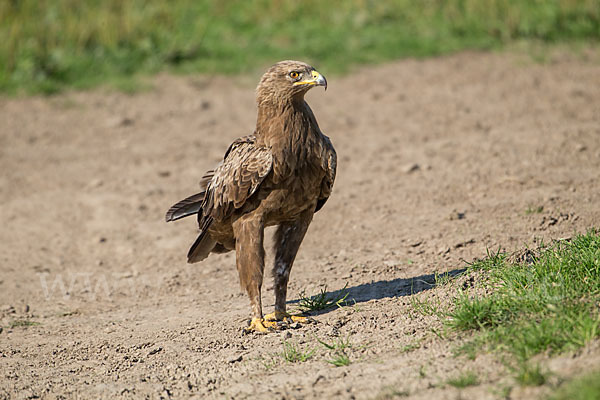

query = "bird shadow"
[289,267,466,317]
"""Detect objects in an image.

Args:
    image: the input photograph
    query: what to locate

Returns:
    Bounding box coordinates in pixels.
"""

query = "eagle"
[166,61,336,333]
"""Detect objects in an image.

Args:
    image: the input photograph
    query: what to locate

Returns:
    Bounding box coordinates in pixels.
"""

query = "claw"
[289,314,308,323]
[265,311,309,324]
[245,312,312,334]
[245,317,274,334]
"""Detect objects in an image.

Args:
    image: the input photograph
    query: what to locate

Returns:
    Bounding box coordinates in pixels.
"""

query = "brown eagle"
[166,61,336,333]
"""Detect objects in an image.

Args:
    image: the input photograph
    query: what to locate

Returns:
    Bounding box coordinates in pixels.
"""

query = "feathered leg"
[265,209,313,323]
[232,213,273,333]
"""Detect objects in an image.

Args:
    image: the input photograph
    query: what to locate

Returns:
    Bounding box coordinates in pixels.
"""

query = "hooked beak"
[293,70,327,91]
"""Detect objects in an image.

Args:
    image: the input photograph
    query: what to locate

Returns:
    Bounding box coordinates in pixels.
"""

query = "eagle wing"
[201,135,273,222]
[315,134,337,213]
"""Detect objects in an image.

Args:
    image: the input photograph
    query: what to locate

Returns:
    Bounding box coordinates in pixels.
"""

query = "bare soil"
[1,50,600,399]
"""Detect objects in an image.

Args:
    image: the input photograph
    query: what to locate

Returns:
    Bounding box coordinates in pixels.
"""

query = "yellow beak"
[293,70,327,90]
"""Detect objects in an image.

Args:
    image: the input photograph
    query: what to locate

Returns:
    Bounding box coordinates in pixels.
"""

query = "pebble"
[402,163,420,174]
[148,347,163,356]
[228,355,242,363]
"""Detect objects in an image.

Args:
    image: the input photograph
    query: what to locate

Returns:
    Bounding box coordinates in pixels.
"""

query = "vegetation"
[7,319,39,328]
[446,371,479,388]
[318,335,354,366]
[449,231,600,363]
[280,340,315,363]
[550,370,600,400]
[297,284,349,313]
[2,0,599,94]
[512,362,548,386]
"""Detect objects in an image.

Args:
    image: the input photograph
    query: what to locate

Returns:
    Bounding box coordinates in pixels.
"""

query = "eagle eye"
[289,71,299,79]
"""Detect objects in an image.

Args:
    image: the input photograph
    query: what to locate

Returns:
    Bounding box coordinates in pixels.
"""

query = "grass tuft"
[327,352,351,367]
[298,284,350,313]
[8,319,39,328]
[513,362,547,386]
[447,371,479,388]
[525,205,544,214]
[280,340,315,363]
[319,335,353,367]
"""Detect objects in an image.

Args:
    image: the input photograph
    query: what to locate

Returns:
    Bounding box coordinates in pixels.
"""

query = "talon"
[264,311,289,321]
[262,319,279,329]
[245,318,274,334]
[289,314,308,323]
[265,311,310,324]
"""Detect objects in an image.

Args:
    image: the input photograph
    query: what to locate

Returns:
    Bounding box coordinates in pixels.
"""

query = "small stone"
[148,347,163,356]
[158,171,171,178]
[291,323,302,330]
[99,237,107,243]
[228,355,242,363]
[23,305,30,313]
[449,210,466,220]
[402,163,420,174]
[454,239,475,248]
[283,331,292,340]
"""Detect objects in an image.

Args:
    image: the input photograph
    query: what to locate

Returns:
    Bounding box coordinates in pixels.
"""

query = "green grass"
[446,371,479,388]
[327,352,351,367]
[400,341,421,353]
[318,335,354,367]
[2,0,599,94]
[448,230,600,363]
[550,370,600,400]
[7,319,39,328]
[525,205,544,214]
[297,284,350,313]
[280,340,315,363]
[513,362,548,386]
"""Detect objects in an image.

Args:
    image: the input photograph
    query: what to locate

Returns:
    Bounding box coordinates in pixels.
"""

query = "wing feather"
[315,135,337,213]
[165,170,215,222]
[202,135,272,221]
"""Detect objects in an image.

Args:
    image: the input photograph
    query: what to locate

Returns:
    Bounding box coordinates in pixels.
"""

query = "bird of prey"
[166,60,336,333]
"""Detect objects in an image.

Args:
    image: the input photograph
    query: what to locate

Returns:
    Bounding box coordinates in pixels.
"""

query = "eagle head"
[256,60,327,105]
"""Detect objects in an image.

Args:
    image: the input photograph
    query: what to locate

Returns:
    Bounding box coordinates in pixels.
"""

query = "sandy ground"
[1,50,600,399]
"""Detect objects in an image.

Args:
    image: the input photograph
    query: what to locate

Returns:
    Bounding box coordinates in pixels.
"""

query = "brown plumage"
[166,60,336,332]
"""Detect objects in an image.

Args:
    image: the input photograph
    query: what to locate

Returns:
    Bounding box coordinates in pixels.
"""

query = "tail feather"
[165,192,205,222]
[187,216,215,263]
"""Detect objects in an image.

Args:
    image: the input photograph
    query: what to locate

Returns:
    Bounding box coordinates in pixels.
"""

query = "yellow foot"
[264,311,310,324]
[244,317,279,334]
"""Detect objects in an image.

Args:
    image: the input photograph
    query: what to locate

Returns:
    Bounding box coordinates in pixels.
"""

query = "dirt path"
[1,50,599,399]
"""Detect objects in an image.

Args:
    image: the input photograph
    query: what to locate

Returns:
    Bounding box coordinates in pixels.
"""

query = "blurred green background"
[1,0,598,94]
